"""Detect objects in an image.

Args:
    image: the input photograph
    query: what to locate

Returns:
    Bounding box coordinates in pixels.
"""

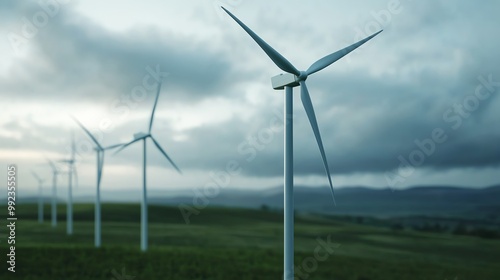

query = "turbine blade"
[97,152,104,187]
[306,30,383,76]
[46,158,57,171]
[113,138,142,155]
[71,116,103,150]
[31,171,41,181]
[221,6,300,76]
[148,81,162,134]
[103,143,124,150]
[71,131,76,161]
[150,136,182,174]
[300,81,336,205]
[73,166,79,189]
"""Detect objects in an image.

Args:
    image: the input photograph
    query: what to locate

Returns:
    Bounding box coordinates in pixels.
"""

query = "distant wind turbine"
[31,171,45,223]
[115,81,182,252]
[72,116,123,248]
[46,159,60,227]
[222,7,382,279]
[59,133,78,235]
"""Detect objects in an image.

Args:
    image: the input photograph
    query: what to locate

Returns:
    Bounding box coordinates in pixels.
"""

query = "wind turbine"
[222,7,382,279]
[59,133,78,235]
[72,116,123,248]
[115,81,182,252]
[31,171,45,223]
[46,159,60,227]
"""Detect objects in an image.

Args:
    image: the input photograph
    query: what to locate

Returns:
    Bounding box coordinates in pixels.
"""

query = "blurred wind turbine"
[72,117,123,248]
[115,81,182,252]
[46,159,61,227]
[222,7,382,279]
[31,171,45,223]
[59,132,79,235]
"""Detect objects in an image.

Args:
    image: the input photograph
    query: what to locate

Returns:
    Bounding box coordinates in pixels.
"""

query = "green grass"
[0,203,499,279]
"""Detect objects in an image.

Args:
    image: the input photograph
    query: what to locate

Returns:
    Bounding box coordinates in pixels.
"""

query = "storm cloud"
[1,0,499,192]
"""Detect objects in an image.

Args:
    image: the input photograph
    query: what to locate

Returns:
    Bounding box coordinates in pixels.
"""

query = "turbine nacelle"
[134,132,150,140]
[271,73,299,90]
[271,71,309,90]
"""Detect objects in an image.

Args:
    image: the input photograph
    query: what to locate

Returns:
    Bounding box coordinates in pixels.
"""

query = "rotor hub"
[297,71,308,81]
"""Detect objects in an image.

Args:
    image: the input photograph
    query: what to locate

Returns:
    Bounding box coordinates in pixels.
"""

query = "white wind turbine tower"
[46,159,61,227]
[31,171,45,223]
[59,133,79,235]
[115,81,182,252]
[72,117,123,248]
[222,7,382,279]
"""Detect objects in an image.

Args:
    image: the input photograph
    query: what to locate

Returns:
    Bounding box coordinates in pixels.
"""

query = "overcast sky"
[1,0,499,198]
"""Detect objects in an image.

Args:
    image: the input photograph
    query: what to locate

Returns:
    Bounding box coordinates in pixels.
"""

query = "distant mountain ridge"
[7,185,500,219]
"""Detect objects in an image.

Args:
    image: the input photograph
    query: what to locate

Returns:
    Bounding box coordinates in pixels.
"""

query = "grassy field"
[0,203,499,279]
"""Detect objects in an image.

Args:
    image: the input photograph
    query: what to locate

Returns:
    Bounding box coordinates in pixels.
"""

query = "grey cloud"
[1,2,245,105]
[2,0,499,184]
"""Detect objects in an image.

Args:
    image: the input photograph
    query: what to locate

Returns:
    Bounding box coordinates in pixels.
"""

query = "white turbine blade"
[72,116,103,150]
[306,30,383,76]
[148,81,162,134]
[58,159,71,163]
[71,131,76,161]
[149,136,182,174]
[73,167,79,189]
[32,171,41,181]
[300,81,336,205]
[113,138,142,155]
[97,152,104,187]
[103,143,124,150]
[221,6,300,76]
[46,158,58,171]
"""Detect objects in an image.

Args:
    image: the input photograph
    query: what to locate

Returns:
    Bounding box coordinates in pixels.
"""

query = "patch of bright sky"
[154,96,256,131]
[72,1,226,41]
